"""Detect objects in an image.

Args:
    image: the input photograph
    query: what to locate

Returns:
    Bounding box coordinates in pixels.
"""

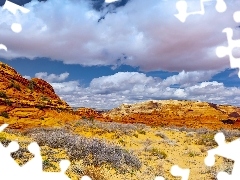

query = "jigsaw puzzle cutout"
[234,11,240,23]
[216,26,240,78]
[0,0,30,52]
[105,0,119,4]
[3,0,30,33]
[175,0,227,22]
[155,165,190,180]
[0,123,92,179]
[204,132,240,180]
[0,1,239,179]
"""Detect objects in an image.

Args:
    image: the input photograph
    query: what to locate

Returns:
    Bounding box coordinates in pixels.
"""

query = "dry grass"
[0,119,238,179]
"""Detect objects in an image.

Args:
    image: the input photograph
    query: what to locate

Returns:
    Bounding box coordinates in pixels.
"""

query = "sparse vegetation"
[155,132,168,139]
[0,111,9,118]
[43,159,57,170]
[23,128,142,171]
[196,133,217,147]
[35,103,46,110]
[88,116,94,122]
[148,148,167,159]
[0,91,8,98]
[137,129,146,135]
[73,119,145,135]
[4,99,12,106]
[1,63,6,68]
[133,133,138,138]
[41,95,50,102]
[28,80,36,91]
[9,80,21,91]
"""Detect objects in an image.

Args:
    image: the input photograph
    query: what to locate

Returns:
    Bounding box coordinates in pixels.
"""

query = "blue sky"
[0,0,240,109]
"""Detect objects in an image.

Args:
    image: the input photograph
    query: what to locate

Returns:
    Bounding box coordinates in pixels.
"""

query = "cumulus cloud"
[161,70,218,87]
[23,75,31,79]
[0,0,238,72]
[49,71,240,109]
[35,72,69,82]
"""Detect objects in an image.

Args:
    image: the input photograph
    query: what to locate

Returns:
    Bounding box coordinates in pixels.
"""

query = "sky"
[0,0,240,109]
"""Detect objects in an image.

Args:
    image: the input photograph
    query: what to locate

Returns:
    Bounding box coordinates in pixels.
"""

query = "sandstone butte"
[102,100,240,130]
[1,61,240,131]
[0,61,82,130]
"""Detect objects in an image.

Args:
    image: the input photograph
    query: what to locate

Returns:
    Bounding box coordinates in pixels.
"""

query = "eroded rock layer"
[103,100,240,130]
[0,62,79,129]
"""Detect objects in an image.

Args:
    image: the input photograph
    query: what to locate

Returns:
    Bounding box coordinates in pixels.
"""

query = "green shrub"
[9,80,21,91]
[0,111,9,118]
[118,139,126,146]
[188,152,196,157]
[149,148,167,159]
[41,95,50,101]
[4,99,12,106]
[196,133,217,146]
[43,159,57,170]
[137,129,146,135]
[133,133,138,138]
[35,104,45,110]
[88,116,94,122]
[0,91,7,98]
[1,63,6,68]
[14,84,21,91]
[28,80,36,91]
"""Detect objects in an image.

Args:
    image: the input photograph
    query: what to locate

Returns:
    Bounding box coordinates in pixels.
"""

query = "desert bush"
[9,80,21,91]
[137,129,146,135]
[1,63,6,68]
[42,159,57,170]
[195,133,217,147]
[148,148,167,159]
[0,91,7,99]
[0,111,9,118]
[23,128,142,170]
[28,80,36,91]
[73,119,146,135]
[41,95,50,102]
[155,132,168,140]
[4,99,12,106]
[133,133,138,138]
[187,150,200,157]
[218,129,240,139]
[186,132,196,137]
[162,139,177,146]
[71,164,107,180]
[35,104,46,110]
[195,128,210,134]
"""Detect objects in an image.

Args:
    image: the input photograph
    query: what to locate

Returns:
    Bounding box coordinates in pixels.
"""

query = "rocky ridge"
[0,62,79,129]
[103,100,240,130]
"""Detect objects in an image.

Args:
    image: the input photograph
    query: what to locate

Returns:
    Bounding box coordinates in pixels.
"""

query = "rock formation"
[0,62,79,129]
[76,107,112,121]
[103,100,240,130]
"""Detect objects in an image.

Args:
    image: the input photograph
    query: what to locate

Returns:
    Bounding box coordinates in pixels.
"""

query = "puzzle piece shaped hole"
[232,47,240,59]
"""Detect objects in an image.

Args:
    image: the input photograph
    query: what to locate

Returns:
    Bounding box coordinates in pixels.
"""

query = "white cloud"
[89,72,160,93]
[23,75,31,80]
[35,72,69,83]
[51,80,80,93]
[49,71,240,109]
[0,0,238,72]
[161,70,218,87]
